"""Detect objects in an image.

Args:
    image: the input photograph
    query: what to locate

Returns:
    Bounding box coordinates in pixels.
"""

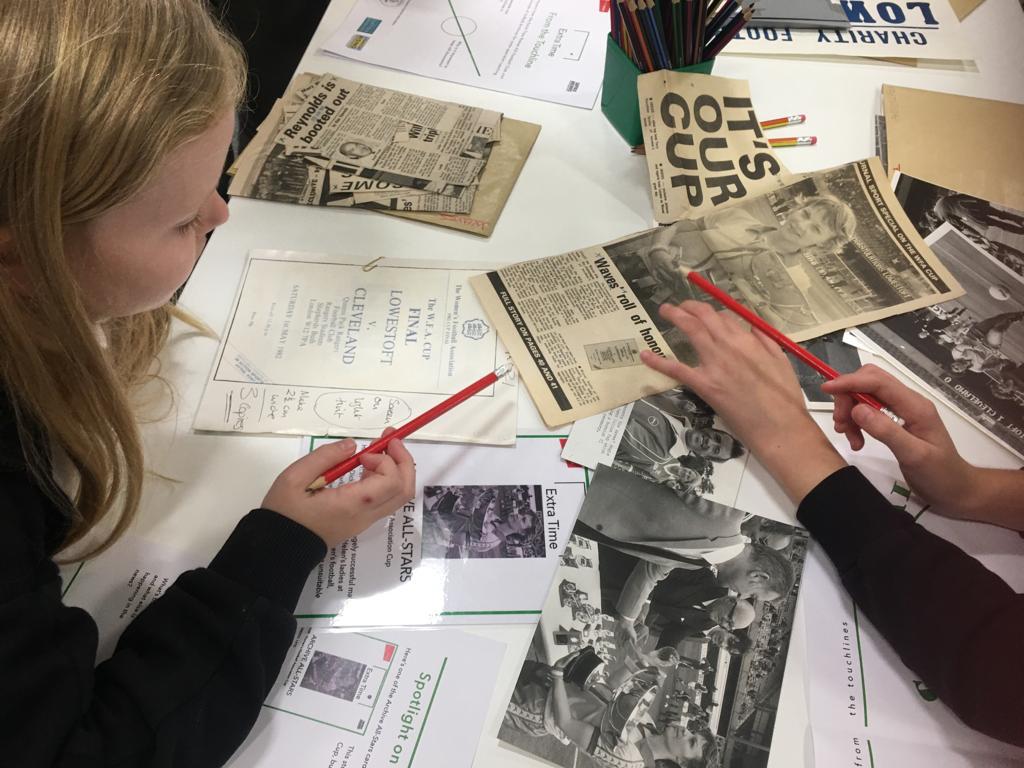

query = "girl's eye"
[177,215,201,235]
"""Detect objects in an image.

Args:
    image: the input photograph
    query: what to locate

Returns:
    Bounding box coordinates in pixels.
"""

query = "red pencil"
[685,271,902,422]
[306,363,514,491]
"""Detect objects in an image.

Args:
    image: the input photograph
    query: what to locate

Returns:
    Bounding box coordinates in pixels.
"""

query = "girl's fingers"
[640,350,705,391]
[384,437,416,498]
[658,303,715,357]
[676,300,732,342]
[821,365,932,424]
[327,465,407,522]
[281,439,356,487]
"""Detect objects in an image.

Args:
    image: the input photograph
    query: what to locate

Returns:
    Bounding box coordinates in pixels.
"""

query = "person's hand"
[261,432,415,547]
[640,300,846,502]
[614,615,639,648]
[821,364,976,512]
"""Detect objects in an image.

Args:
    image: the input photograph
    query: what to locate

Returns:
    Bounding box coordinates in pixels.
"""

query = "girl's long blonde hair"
[0,0,245,558]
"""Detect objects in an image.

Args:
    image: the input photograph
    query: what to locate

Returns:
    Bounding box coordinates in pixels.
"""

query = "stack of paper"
[229,73,540,237]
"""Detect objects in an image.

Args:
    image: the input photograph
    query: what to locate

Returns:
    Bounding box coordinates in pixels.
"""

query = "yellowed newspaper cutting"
[638,71,792,224]
[471,158,963,426]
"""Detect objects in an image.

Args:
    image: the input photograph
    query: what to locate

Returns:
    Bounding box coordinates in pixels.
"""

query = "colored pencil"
[703,3,753,59]
[639,0,670,69]
[670,0,684,66]
[625,0,656,71]
[685,271,899,420]
[768,136,817,147]
[306,363,515,491]
[761,114,806,130]
[704,0,731,25]
[704,0,739,43]
[681,0,691,63]
[648,0,673,69]
[611,0,622,48]
[617,0,646,69]
[693,0,709,65]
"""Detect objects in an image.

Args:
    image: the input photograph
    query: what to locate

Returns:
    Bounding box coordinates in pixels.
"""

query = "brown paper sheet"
[384,118,541,238]
[948,0,985,20]
[882,84,1024,211]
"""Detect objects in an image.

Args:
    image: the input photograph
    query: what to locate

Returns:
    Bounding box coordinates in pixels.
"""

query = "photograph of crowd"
[421,484,547,559]
[860,223,1024,457]
[600,161,957,362]
[499,509,808,768]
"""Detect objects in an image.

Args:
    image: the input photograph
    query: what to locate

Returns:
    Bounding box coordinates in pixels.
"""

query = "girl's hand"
[821,365,976,512]
[640,300,846,503]
[261,432,416,547]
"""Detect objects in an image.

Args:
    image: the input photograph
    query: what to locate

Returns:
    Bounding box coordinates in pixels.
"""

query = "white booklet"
[193,250,517,445]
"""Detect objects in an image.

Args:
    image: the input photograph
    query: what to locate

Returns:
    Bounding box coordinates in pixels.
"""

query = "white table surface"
[137,2,1024,765]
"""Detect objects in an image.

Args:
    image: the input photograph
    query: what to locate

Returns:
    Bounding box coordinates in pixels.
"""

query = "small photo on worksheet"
[421,484,547,559]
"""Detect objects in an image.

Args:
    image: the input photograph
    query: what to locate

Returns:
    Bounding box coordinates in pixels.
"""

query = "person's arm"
[3,436,414,767]
[822,365,1024,531]
[640,301,1024,747]
[798,466,1024,748]
[615,560,673,622]
[548,671,597,748]
[1,473,325,767]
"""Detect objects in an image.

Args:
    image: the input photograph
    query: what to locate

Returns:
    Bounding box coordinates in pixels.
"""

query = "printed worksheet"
[227,625,503,768]
[296,433,585,626]
[193,250,517,444]
[322,0,608,109]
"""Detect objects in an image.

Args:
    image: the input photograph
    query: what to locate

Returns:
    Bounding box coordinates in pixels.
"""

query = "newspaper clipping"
[637,71,792,224]
[230,72,501,214]
[471,158,963,426]
[857,173,1024,456]
[498,493,810,767]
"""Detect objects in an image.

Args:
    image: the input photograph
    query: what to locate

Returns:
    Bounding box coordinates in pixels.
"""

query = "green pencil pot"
[600,34,715,147]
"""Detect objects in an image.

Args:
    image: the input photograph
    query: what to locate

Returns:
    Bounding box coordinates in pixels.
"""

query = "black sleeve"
[0,469,326,768]
[797,465,1024,747]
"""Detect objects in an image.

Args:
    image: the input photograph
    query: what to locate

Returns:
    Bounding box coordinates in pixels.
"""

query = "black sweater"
[0,404,326,766]
[798,466,1024,748]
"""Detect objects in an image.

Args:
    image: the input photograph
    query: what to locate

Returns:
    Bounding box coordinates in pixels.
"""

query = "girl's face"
[72,110,234,320]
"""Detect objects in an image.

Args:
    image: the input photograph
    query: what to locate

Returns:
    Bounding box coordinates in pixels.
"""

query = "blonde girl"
[0,1,414,764]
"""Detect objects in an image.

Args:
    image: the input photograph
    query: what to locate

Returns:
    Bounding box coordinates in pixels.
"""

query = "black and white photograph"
[860,223,1024,457]
[421,484,547,559]
[498,491,809,768]
[608,387,751,514]
[299,651,368,702]
[600,159,961,361]
[893,173,1024,282]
